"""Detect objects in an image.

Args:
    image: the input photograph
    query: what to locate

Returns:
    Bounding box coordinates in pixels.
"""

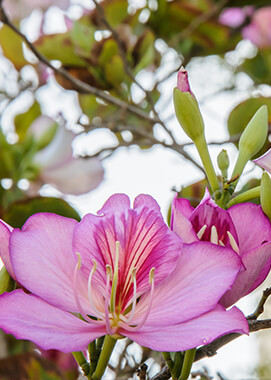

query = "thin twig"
[247,287,271,320]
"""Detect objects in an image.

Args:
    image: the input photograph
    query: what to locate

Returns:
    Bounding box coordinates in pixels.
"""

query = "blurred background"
[0,0,271,378]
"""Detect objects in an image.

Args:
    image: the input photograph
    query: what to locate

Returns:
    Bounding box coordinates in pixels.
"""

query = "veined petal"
[0,220,14,279]
[0,290,106,352]
[124,305,248,352]
[97,193,131,216]
[254,147,271,172]
[10,213,85,312]
[221,242,271,308]
[228,203,271,256]
[74,194,182,309]
[132,242,242,326]
[171,200,198,243]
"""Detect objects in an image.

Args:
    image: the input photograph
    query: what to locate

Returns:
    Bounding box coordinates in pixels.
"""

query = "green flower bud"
[260,172,271,221]
[232,105,268,185]
[0,266,14,294]
[217,149,230,179]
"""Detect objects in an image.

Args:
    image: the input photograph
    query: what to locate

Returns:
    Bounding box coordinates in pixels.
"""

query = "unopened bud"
[260,172,271,221]
[232,105,268,185]
[0,266,14,294]
[173,69,204,143]
[217,149,229,179]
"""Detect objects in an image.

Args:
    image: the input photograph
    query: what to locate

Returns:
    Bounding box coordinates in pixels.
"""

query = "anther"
[227,231,239,254]
[210,225,218,245]
[197,225,207,240]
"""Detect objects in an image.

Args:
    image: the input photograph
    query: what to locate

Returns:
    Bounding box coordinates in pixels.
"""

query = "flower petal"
[228,203,271,255]
[254,148,271,173]
[171,197,198,243]
[220,242,271,308]
[132,242,242,326]
[74,194,182,308]
[0,220,14,278]
[10,213,82,312]
[0,290,106,352]
[124,305,248,352]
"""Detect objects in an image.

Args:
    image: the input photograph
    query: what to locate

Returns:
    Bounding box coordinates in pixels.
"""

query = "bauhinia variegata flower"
[0,194,248,352]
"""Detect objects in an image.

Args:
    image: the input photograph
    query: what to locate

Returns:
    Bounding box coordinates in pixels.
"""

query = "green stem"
[91,335,116,380]
[72,351,90,376]
[226,186,260,208]
[195,135,219,193]
[171,352,184,379]
[162,352,174,372]
[88,340,97,376]
[179,348,196,380]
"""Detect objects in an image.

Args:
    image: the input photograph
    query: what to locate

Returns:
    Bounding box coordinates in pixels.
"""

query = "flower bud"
[260,171,271,221]
[173,69,204,143]
[232,105,268,183]
[0,266,14,294]
[217,149,230,179]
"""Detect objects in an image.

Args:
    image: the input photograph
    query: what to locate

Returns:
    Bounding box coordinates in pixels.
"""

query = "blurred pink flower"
[3,0,70,20]
[0,194,248,352]
[219,7,253,28]
[242,7,271,48]
[171,189,271,308]
[30,117,104,195]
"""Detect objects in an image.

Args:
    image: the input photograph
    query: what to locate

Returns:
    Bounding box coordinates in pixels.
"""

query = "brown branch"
[247,287,271,320]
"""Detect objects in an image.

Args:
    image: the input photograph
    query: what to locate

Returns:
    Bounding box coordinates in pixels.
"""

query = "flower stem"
[171,351,184,379]
[195,135,219,193]
[72,351,90,376]
[179,348,196,380]
[226,186,260,208]
[91,335,116,380]
[162,352,174,371]
[88,340,97,376]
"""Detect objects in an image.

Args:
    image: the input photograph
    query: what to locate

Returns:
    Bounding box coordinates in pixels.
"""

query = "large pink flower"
[171,190,271,308]
[0,194,248,352]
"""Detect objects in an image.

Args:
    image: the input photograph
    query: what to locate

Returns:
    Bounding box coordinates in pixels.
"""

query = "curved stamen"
[87,260,104,319]
[197,225,207,240]
[227,231,239,254]
[73,253,98,324]
[111,241,120,316]
[210,225,218,245]
[104,265,114,335]
[126,268,137,324]
[124,267,155,331]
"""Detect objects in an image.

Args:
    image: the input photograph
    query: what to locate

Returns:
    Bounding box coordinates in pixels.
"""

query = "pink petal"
[133,242,242,326]
[124,305,248,352]
[0,221,14,279]
[219,7,247,28]
[10,213,83,312]
[0,290,106,352]
[220,242,271,307]
[254,148,271,173]
[74,194,182,309]
[228,203,271,256]
[97,193,131,215]
[171,198,198,243]
[177,68,192,94]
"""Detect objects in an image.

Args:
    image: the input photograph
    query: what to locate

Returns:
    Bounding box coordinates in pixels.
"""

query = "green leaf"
[70,20,95,58]
[105,55,126,86]
[3,197,81,228]
[0,266,14,294]
[227,97,271,157]
[0,25,28,69]
[14,101,41,141]
[134,31,155,74]
[101,0,128,27]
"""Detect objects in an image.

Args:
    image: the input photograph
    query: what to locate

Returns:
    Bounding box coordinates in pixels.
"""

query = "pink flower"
[177,67,194,97]
[254,147,271,172]
[242,7,271,48]
[31,120,104,195]
[219,7,254,28]
[0,194,248,352]
[3,0,70,20]
[171,189,271,308]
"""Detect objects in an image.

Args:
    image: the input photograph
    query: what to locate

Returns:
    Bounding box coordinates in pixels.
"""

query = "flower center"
[73,241,156,335]
[197,224,239,254]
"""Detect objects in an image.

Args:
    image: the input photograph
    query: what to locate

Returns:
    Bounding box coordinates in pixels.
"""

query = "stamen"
[210,225,218,245]
[125,267,155,331]
[227,231,239,254]
[126,268,137,324]
[105,267,114,335]
[197,225,207,240]
[111,241,120,316]
[87,260,104,319]
[219,240,225,247]
[73,253,96,323]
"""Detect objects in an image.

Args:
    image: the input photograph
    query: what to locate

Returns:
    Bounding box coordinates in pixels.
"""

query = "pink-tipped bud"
[177,67,193,95]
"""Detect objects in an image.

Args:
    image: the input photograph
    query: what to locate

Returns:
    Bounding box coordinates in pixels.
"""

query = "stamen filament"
[197,225,207,240]
[126,268,137,324]
[210,225,218,245]
[125,267,155,331]
[105,268,114,335]
[111,241,120,316]
[227,231,239,254]
[87,260,104,319]
[73,253,98,324]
